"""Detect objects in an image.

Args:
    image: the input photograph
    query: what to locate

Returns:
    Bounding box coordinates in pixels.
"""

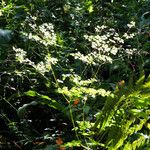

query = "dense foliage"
[0,0,150,149]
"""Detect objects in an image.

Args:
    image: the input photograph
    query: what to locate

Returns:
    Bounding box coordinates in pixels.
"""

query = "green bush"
[0,0,149,149]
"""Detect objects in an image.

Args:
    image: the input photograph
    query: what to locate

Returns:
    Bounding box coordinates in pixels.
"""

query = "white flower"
[127,21,135,28]
[13,47,27,63]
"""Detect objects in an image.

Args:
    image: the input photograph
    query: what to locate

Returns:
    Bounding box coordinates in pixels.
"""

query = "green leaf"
[24,90,65,112]
[17,101,38,118]
[25,90,38,97]
[64,140,81,147]
[0,29,13,44]
[43,145,57,150]
[134,98,150,108]
[83,105,90,114]
[86,0,94,13]
[40,97,65,111]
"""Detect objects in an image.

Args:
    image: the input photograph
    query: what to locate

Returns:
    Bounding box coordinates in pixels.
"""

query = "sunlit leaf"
[25,90,38,97]
[64,140,81,147]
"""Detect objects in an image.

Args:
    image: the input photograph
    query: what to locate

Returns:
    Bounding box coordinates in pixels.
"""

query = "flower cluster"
[123,33,136,39]
[84,26,124,55]
[25,22,57,46]
[71,25,125,65]
[39,23,57,46]
[34,54,58,75]
[13,47,27,63]
[71,51,113,65]
[13,47,58,75]
[127,21,136,28]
